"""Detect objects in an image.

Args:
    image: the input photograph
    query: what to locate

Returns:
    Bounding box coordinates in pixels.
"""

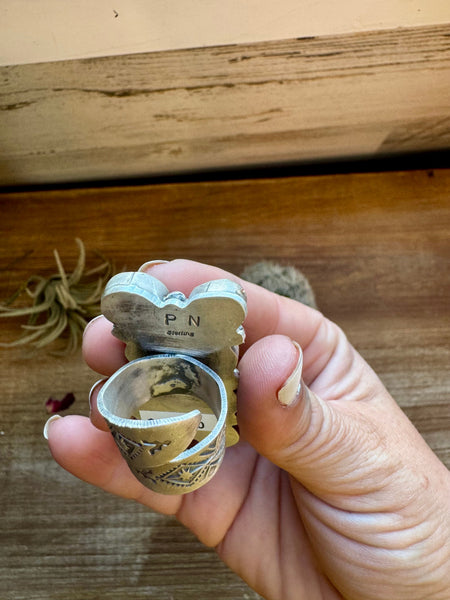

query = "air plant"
[0,238,113,354]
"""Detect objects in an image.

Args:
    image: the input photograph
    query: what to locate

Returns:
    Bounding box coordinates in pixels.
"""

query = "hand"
[46,260,450,600]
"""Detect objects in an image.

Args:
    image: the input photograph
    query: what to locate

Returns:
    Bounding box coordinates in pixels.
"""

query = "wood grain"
[3,0,449,67]
[0,169,449,599]
[1,25,449,186]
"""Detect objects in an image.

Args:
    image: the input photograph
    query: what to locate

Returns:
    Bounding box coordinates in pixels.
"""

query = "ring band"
[97,354,227,494]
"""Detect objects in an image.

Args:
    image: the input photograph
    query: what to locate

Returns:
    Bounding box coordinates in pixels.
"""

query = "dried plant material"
[240,261,317,308]
[0,238,114,354]
[46,392,75,414]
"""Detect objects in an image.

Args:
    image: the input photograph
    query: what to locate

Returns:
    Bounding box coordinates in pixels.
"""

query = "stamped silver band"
[97,354,227,495]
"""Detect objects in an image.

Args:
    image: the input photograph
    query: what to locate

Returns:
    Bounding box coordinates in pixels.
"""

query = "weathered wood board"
[2,0,449,66]
[1,26,449,186]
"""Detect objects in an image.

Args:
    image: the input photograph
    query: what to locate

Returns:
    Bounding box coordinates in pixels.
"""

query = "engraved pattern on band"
[97,354,228,495]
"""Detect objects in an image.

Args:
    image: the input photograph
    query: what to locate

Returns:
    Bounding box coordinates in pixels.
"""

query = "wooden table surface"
[0,169,449,599]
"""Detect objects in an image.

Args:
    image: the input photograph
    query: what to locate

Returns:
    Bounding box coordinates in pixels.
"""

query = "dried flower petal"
[45,392,75,414]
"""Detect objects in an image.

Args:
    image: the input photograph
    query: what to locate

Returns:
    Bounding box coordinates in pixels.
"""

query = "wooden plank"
[2,0,449,66]
[1,25,449,186]
[0,169,449,599]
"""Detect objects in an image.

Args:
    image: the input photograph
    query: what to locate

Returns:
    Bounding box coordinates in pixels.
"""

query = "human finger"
[44,414,260,548]
[84,259,338,386]
[82,315,127,376]
[237,334,393,496]
[141,259,352,387]
[88,379,109,431]
[237,334,446,508]
[145,259,321,348]
[45,414,182,514]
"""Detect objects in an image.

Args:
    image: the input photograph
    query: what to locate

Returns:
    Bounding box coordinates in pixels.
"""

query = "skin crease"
[47,260,450,600]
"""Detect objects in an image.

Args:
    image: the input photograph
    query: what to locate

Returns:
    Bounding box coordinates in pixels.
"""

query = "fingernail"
[83,314,104,338]
[138,260,169,272]
[43,415,62,440]
[89,378,107,411]
[277,341,303,406]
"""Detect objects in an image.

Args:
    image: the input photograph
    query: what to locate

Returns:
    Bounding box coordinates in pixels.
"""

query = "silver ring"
[96,271,247,495]
[97,354,227,494]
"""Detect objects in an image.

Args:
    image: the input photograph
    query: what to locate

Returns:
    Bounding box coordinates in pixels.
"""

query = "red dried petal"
[45,392,75,414]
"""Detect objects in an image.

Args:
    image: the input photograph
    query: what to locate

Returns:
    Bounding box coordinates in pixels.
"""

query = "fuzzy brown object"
[240,262,317,309]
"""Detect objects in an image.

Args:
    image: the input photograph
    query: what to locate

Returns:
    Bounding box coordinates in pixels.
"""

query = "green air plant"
[0,238,113,354]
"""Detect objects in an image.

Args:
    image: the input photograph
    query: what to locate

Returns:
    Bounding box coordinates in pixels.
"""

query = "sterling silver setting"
[96,270,247,495]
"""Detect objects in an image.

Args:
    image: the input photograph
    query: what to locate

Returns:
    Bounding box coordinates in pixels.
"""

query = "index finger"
[145,259,321,347]
[83,259,343,384]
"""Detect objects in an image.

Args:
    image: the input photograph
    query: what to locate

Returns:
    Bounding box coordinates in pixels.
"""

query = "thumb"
[237,334,393,498]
